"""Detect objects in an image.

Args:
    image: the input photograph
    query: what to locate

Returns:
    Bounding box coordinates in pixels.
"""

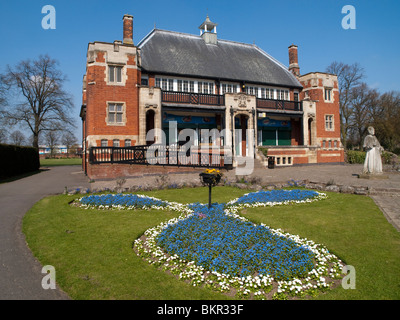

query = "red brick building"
[80,14,344,178]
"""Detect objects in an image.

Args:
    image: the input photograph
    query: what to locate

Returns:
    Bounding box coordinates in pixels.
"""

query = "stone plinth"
[358,173,389,180]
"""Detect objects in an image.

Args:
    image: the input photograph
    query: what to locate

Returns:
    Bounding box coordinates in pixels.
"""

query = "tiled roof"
[138,29,302,89]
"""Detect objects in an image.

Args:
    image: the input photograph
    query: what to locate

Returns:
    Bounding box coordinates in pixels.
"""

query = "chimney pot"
[123,14,134,45]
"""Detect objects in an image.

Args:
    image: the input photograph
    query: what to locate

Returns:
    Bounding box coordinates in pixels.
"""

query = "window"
[189,81,195,93]
[325,88,332,101]
[108,103,124,124]
[101,139,108,147]
[325,115,334,131]
[221,83,237,94]
[177,80,183,92]
[155,78,161,88]
[260,88,266,99]
[113,139,120,147]
[209,83,214,94]
[109,66,122,83]
[168,79,174,91]
[125,139,131,147]
[141,78,148,86]
[198,82,203,93]
[267,89,274,99]
[183,80,189,92]
[294,92,299,101]
[277,89,289,100]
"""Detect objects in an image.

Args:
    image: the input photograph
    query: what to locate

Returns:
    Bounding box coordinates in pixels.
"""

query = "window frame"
[324,88,333,102]
[325,114,334,131]
[108,65,123,84]
[106,102,126,126]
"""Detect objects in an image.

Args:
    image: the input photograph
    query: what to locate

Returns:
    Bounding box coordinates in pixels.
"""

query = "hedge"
[0,144,40,179]
[346,150,392,165]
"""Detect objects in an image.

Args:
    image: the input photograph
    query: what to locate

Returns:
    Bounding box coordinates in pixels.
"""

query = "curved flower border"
[76,190,344,299]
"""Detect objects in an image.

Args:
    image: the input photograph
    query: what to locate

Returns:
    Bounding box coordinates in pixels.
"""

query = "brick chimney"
[123,14,134,45]
[288,44,300,76]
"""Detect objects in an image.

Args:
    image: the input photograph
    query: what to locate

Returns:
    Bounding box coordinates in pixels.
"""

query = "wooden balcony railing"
[162,91,225,106]
[256,99,302,111]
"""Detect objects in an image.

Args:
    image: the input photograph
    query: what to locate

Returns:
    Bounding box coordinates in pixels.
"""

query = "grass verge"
[40,158,82,167]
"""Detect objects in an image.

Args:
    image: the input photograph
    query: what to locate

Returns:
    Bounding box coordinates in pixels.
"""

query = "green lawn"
[40,158,82,167]
[22,186,400,300]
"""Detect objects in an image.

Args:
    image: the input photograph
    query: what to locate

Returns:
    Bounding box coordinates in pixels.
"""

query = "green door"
[262,129,276,146]
[278,129,291,146]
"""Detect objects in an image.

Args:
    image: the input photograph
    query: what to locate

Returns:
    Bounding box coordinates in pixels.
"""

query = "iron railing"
[89,145,231,169]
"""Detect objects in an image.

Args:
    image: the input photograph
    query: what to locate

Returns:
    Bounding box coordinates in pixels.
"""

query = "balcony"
[161,90,302,112]
[256,98,302,112]
[162,91,225,106]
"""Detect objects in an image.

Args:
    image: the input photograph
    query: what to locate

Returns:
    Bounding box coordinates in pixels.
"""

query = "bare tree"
[9,130,26,146]
[0,127,8,144]
[0,55,75,150]
[44,129,60,158]
[326,62,365,148]
[348,83,379,148]
[371,91,400,152]
[61,132,78,157]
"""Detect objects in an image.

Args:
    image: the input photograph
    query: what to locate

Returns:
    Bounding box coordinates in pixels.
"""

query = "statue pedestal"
[358,173,389,180]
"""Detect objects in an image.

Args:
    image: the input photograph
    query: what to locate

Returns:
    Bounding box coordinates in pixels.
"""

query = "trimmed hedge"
[0,144,40,179]
[346,150,392,165]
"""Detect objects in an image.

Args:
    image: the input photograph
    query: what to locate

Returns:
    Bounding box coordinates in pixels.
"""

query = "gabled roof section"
[138,29,302,89]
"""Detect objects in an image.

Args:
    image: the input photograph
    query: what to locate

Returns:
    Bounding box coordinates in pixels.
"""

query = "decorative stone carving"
[234,93,251,109]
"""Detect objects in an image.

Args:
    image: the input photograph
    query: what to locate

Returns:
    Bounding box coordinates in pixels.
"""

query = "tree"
[326,62,365,148]
[371,91,400,152]
[44,129,60,158]
[9,130,26,146]
[61,132,78,157]
[0,55,75,150]
[348,83,379,148]
[0,127,8,144]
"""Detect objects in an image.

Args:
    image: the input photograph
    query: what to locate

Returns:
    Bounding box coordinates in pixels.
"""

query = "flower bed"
[77,193,191,213]
[130,189,344,299]
[226,189,327,214]
[78,189,343,299]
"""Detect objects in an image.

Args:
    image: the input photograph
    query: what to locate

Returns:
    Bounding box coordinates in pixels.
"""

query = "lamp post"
[199,170,222,208]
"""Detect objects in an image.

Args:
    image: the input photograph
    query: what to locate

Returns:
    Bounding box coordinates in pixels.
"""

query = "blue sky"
[1,0,399,140]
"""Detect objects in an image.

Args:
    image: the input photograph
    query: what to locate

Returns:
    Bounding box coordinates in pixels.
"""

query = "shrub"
[0,144,40,179]
[346,150,366,164]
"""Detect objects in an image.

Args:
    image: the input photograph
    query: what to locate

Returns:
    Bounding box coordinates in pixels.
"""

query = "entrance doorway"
[235,114,249,156]
[146,110,155,145]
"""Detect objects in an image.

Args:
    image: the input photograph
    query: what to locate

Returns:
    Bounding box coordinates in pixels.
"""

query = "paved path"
[0,166,89,300]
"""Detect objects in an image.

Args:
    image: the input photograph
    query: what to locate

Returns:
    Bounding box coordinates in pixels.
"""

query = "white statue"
[363,126,383,174]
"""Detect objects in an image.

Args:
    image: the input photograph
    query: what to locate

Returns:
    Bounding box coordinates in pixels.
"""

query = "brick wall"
[86,162,205,180]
